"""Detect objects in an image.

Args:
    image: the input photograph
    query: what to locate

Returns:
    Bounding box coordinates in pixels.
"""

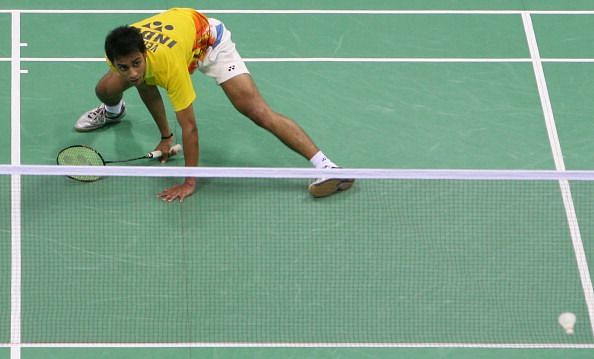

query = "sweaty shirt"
[109,8,211,111]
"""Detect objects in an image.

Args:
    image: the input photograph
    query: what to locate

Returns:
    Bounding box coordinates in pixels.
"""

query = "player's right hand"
[155,136,174,163]
[158,178,196,202]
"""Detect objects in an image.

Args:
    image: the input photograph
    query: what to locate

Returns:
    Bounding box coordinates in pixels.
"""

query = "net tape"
[3,165,594,180]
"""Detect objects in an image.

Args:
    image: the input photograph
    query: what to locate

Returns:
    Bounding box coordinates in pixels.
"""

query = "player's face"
[113,51,147,85]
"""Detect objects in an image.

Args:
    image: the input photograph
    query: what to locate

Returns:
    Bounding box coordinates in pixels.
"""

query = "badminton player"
[74,8,353,202]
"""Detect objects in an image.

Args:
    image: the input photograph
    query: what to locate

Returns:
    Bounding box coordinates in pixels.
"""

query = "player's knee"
[95,73,129,102]
[95,82,122,104]
[95,82,113,101]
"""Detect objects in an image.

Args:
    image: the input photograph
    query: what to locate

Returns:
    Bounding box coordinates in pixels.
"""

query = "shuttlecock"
[558,312,576,335]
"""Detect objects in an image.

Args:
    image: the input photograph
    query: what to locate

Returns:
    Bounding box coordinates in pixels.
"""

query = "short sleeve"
[165,64,196,112]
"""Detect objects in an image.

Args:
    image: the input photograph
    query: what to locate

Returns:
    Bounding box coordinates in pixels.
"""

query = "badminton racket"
[56,144,182,182]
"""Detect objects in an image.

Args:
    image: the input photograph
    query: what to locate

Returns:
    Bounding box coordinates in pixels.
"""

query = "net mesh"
[2,165,594,345]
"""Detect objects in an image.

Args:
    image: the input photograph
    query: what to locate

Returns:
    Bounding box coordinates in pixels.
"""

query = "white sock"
[309,151,337,169]
[105,100,123,115]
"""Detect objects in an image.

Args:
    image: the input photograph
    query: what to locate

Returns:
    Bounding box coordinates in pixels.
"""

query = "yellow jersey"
[109,8,212,111]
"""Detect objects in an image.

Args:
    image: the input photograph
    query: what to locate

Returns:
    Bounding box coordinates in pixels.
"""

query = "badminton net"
[1,165,594,346]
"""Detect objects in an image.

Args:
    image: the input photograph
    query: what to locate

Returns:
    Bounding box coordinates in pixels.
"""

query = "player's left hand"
[158,179,196,202]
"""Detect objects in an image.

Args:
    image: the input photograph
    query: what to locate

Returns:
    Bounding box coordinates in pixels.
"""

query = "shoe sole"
[308,178,355,198]
[74,116,124,132]
[74,120,121,132]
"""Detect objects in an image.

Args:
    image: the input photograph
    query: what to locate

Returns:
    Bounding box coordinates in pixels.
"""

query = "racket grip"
[147,144,183,159]
[170,144,183,154]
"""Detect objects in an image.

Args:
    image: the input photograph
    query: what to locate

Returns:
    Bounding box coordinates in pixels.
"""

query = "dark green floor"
[18,348,594,359]
[0,14,9,58]
[0,62,10,164]
[15,177,589,343]
[0,177,9,345]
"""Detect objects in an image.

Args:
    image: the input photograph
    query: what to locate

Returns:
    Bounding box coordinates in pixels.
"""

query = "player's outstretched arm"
[136,84,174,159]
[157,105,198,202]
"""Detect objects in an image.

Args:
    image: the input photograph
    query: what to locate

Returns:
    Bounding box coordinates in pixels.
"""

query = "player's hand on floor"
[158,180,196,202]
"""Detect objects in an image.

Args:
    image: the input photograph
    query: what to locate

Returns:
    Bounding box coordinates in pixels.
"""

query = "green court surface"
[20,13,531,59]
[3,1,594,359]
[532,15,594,58]
[545,63,594,170]
[0,14,9,58]
[572,182,594,283]
[0,62,9,164]
[17,177,587,343]
[19,61,555,170]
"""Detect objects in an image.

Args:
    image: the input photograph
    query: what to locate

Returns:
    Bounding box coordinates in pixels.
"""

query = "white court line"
[8,165,594,180]
[1,9,594,14]
[522,12,594,339]
[9,10,22,359]
[246,58,530,63]
[0,9,528,14]
[543,58,594,63]
[2,57,594,63]
[4,57,535,63]
[0,342,592,349]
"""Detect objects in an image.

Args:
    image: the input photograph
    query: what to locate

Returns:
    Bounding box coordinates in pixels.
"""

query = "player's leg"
[74,71,131,131]
[220,73,319,160]
[200,17,354,197]
[94,70,132,106]
[221,75,354,197]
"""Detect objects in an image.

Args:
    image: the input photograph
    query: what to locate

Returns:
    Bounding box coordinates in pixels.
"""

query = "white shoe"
[308,167,354,198]
[74,103,126,132]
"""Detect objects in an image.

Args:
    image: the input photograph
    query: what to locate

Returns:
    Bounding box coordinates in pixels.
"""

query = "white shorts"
[197,18,250,84]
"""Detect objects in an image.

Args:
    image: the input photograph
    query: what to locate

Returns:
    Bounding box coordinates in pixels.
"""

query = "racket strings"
[56,146,105,182]
[57,146,104,166]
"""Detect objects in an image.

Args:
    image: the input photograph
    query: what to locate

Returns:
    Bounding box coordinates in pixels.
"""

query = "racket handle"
[147,144,183,159]
[170,144,183,154]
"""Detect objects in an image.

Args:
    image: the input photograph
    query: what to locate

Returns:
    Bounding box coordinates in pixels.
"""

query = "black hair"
[104,26,146,63]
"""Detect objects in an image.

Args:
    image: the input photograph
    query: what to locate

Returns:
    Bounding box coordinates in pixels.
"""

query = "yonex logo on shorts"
[227,65,236,72]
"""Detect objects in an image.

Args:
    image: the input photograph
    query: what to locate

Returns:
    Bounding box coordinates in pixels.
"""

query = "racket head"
[56,145,105,182]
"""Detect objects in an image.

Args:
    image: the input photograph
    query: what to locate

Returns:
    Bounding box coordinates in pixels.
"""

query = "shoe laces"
[87,104,107,124]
